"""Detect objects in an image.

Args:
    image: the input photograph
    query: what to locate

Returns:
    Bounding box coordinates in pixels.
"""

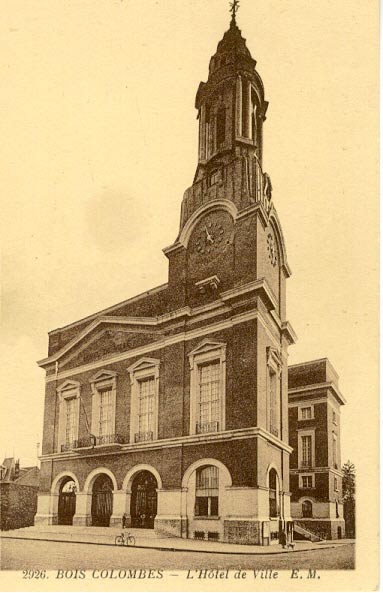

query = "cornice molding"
[39,425,293,462]
[43,306,287,383]
[288,382,346,405]
[39,279,287,371]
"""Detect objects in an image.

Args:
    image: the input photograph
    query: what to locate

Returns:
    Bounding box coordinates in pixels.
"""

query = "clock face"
[192,212,233,257]
[267,233,277,266]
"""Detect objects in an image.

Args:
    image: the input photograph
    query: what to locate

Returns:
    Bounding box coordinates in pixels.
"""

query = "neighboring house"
[0,458,40,531]
[288,359,346,540]
[34,9,346,546]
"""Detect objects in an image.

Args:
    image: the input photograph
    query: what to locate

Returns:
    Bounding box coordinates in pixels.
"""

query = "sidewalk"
[0,526,354,556]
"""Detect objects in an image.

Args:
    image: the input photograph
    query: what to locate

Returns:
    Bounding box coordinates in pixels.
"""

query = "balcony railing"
[134,431,154,443]
[196,421,219,435]
[300,460,312,468]
[60,434,126,452]
[60,441,76,452]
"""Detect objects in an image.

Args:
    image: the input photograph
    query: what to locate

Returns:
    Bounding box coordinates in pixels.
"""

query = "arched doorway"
[130,470,157,528]
[302,500,313,518]
[58,478,76,525]
[91,474,113,527]
[268,468,279,518]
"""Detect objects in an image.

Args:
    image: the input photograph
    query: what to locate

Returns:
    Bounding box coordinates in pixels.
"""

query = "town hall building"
[35,7,345,544]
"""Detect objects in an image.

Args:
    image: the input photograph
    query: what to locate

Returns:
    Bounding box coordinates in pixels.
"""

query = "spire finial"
[229,0,240,23]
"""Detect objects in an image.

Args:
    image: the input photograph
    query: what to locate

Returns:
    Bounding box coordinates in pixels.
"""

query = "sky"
[0,0,378,470]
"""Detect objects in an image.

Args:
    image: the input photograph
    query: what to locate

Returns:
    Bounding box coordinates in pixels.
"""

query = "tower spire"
[229,0,240,24]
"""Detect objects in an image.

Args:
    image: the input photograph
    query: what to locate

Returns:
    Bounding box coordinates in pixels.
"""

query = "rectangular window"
[334,477,338,491]
[209,170,219,186]
[332,434,337,467]
[195,466,219,517]
[65,398,77,446]
[302,475,313,488]
[98,388,113,438]
[301,407,312,420]
[269,368,279,436]
[332,410,337,424]
[196,361,220,433]
[138,377,155,436]
[301,435,312,467]
[216,108,226,147]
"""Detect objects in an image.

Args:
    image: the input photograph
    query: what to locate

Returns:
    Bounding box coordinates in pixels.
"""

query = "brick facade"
[288,359,346,539]
[35,13,345,546]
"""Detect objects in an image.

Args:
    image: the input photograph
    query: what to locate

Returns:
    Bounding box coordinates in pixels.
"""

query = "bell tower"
[195,7,268,176]
[164,4,292,326]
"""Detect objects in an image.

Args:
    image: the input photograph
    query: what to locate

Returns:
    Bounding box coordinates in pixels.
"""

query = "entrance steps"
[293,523,322,542]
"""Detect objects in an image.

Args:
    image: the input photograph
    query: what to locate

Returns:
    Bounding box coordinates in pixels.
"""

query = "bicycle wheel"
[115,535,124,546]
[128,535,136,546]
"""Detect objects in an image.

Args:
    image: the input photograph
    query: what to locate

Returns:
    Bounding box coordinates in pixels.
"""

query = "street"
[1,538,355,571]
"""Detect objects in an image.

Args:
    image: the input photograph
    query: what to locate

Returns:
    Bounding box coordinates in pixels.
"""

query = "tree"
[342,460,355,538]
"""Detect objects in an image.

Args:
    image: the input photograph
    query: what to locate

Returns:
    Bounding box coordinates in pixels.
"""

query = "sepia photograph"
[0,0,378,591]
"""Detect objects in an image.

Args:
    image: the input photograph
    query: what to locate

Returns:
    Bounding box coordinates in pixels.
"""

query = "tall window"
[269,368,278,436]
[195,466,219,517]
[267,348,281,438]
[216,107,226,147]
[301,407,312,420]
[89,370,117,446]
[268,469,278,518]
[65,397,77,446]
[302,500,313,518]
[138,377,155,437]
[128,358,160,443]
[332,433,337,467]
[301,435,312,467]
[197,361,220,434]
[98,388,113,438]
[57,380,80,453]
[189,341,226,435]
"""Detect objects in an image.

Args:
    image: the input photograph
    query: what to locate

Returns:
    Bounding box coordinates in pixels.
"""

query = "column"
[72,492,92,526]
[34,493,58,526]
[110,489,130,528]
[199,104,206,161]
[155,488,183,538]
[247,80,253,139]
[236,75,242,137]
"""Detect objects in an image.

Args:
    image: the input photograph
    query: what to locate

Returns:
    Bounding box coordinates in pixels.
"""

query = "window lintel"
[266,346,281,374]
[57,379,80,397]
[188,340,226,369]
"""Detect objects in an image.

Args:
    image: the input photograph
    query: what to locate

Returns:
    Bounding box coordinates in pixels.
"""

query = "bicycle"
[115,531,136,547]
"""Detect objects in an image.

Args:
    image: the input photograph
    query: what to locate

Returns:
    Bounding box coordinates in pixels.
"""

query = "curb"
[0,535,346,556]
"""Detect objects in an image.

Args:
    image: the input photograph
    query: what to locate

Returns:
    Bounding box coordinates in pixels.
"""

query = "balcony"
[134,431,154,443]
[196,421,219,435]
[300,460,312,469]
[60,434,126,452]
[60,441,77,452]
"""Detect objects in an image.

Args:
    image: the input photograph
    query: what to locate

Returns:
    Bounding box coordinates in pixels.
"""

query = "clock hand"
[205,226,214,243]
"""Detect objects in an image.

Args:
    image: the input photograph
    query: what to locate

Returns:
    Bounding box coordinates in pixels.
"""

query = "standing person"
[280,530,287,549]
[122,513,127,529]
